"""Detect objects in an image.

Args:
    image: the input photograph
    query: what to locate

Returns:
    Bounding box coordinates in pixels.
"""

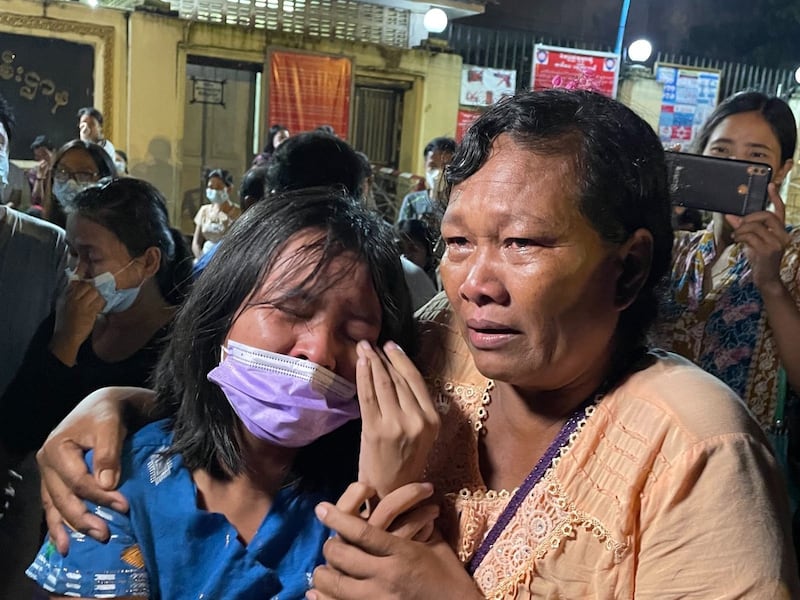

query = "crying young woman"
[25,188,440,599]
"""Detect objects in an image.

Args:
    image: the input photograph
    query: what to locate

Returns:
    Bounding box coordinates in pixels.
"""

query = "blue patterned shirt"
[27,420,334,599]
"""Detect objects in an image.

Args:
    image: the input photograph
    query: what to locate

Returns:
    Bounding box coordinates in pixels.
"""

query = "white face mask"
[206,188,229,204]
[54,179,92,206]
[66,264,143,314]
[425,168,441,192]
[114,159,127,173]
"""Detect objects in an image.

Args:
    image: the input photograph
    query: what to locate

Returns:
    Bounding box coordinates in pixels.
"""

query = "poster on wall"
[655,63,721,147]
[459,65,516,107]
[532,44,620,98]
[0,32,95,156]
[266,49,353,140]
[456,108,483,142]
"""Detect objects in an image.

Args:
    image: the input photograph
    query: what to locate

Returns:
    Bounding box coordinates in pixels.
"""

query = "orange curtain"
[268,50,352,138]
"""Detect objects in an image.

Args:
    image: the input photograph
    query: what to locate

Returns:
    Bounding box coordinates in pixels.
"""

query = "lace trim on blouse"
[432,380,627,598]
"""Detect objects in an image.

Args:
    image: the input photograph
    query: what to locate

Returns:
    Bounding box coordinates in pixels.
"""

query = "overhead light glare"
[423,7,448,34]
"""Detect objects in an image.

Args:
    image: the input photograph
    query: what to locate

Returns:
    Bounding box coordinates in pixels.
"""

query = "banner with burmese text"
[532,44,620,98]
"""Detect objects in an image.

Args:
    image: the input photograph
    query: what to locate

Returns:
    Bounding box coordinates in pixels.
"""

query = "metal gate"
[351,84,404,168]
[438,23,796,100]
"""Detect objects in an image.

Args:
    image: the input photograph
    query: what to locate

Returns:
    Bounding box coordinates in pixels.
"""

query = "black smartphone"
[665,151,772,216]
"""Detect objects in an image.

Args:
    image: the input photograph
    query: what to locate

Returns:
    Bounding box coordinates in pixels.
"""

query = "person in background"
[192,168,240,259]
[671,206,704,232]
[396,136,456,225]
[114,149,129,175]
[26,189,438,598]
[0,92,68,600]
[355,151,376,212]
[44,139,117,228]
[653,91,800,432]
[1,153,32,210]
[252,123,290,167]
[29,134,55,207]
[78,106,115,162]
[266,131,437,310]
[192,165,268,278]
[396,218,437,285]
[1,176,192,461]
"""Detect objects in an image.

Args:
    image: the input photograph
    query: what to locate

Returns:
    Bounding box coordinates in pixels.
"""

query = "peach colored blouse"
[417,294,799,599]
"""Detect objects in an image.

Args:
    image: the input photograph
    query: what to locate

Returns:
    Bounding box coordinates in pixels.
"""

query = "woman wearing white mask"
[0,177,192,465]
[192,168,241,259]
[43,139,117,229]
[25,189,438,599]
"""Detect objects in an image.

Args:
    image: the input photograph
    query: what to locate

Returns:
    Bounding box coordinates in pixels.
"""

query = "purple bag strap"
[466,398,595,576]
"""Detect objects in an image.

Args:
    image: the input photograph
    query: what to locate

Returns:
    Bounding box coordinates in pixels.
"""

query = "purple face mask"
[207,340,359,448]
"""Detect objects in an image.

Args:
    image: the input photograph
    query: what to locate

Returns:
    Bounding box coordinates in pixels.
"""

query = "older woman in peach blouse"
[307,90,799,598]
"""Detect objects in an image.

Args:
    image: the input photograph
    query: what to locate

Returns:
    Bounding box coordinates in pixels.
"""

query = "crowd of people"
[1,81,800,598]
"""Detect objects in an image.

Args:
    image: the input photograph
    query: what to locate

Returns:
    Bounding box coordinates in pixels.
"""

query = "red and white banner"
[532,44,620,98]
[456,108,483,142]
[459,65,516,107]
[267,49,352,138]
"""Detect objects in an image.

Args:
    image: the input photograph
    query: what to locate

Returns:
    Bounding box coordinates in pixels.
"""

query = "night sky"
[459,0,800,69]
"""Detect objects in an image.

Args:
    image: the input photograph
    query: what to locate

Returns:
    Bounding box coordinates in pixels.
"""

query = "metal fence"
[438,23,796,100]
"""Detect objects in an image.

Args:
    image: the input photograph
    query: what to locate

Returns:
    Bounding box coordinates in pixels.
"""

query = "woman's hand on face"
[355,341,440,499]
[727,183,791,294]
[308,492,481,600]
[50,280,105,364]
[37,387,131,555]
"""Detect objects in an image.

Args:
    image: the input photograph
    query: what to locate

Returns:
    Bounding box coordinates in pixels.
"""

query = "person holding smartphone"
[653,91,800,437]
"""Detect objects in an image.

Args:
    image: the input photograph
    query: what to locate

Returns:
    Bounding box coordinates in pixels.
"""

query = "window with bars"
[90,0,410,47]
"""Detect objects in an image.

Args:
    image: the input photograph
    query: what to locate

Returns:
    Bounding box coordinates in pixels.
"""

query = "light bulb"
[627,39,653,63]
[423,8,448,34]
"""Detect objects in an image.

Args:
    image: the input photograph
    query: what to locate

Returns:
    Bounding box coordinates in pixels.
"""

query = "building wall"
[1,0,462,224]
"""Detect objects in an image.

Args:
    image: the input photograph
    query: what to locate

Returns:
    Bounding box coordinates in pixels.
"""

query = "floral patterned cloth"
[652,224,800,428]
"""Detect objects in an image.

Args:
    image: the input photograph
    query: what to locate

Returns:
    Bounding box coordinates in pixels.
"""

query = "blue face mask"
[206,188,229,204]
[66,265,142,314]
[54,179,92,206]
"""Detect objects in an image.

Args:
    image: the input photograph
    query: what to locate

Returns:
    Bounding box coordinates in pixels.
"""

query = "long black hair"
[154,187,416,492]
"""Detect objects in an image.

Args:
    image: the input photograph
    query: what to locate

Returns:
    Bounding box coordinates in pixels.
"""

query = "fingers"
[355,344,380,423]
[386,503,440,541]
[335,482,376,516]
[38,447,111,546]
[359,340,439,429]
[768,182,786,222]
[309,564,372,600]
[382,342,440,427]
[315,501,395,556]
[732,217,790,249]
[367,481,434,531]
[321,536,381,581]
[90,417,127,493]
[40,480,71,556]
